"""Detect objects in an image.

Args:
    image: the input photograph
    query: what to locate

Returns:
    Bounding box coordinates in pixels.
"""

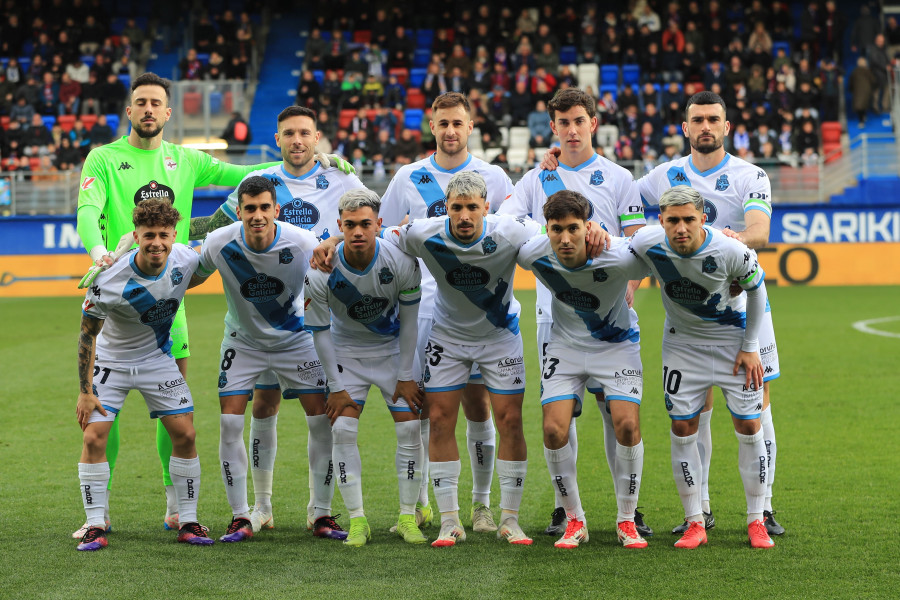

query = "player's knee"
[671,420,696,437]
[614,415,641,444]
[494,408,523,436]
[543,421,569,448]
[82,427,107,456]
[169,425,196,454]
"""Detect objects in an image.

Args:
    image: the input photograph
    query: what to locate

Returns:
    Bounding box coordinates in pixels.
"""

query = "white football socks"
[169,455,201,524]
[332,416,364,519]
[306,414,334,520]
[466,418,495,507]
[79,462,110,528]
[249,414,277,511]
[219,413,249,518]
[395,420,421,514]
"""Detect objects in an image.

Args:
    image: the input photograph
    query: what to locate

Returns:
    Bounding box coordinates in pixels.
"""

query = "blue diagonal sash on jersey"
[540,170,567,197]
[410,167,447,216]
[645,244,745,327]
[532,256,639,343]
[423,234,518,334]
[221,240,305,332]
[122,279,174,355]
[327,269,399,337]
[666,166,691,188]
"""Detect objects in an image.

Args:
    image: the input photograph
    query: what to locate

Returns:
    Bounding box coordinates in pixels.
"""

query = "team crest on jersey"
[218,372,228,389]
[170,267,184,285]
[279,248,294,264]
[164,156,177,171]
[702,256,718,273]
[593,268,608,282]
[590,170,605,185]
[378,267,394,284]
[715,174,729,191]
[81,176,96,191]
[482,236,497,254]
[316,174,329,190]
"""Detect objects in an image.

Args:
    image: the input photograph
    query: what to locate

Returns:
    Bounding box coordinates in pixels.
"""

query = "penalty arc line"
[852,316,900,339]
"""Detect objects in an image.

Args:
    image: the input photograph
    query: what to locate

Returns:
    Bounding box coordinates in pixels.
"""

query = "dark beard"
[134,122,164,138]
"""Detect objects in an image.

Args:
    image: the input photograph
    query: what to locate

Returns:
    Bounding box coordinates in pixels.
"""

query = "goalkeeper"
[73,72,350,537]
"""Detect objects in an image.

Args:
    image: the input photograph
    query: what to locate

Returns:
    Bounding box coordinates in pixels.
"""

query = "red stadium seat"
[183,92,202,115]
[406,88,425,108]
[388,68,409,86]
[81,114,98,131]
[405,129,422,142]
[353,30,372,44]
[29,157,41,171]
[338,109,356,130]
[823,142,841,163]
[58,115,76,133]
[821,121,841,144]
[1,116,8,130]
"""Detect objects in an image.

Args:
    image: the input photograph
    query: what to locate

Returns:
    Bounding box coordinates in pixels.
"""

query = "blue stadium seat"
[559,45,577,64]
[416,29,434,50]
[42,115,56,131]
[118,74,131,89]
[413,49,432,68]
[196,53,210,63]
[106,114,120,132]
[409,68,428,88]
[772,41,791,57]
[622,65,640,86]
[404,108,424,129]
[600,64,619,86]
[313,69,324,84]
[600,84,618,101]
[209,90,222,113]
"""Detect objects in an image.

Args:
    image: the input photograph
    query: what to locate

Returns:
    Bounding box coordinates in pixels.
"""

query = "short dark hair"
[278,105,317,125]
[131,72,171,101]
[132,198,181,229]
[236,176,276,207]
[432,92,470,114]
[543,190,591,222]
[684,91,727,121]
[548,88,596,120]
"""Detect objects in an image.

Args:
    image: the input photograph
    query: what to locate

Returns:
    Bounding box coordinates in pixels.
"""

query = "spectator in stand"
[91,54,111,82]
[27,55,46,83]
[365,44,386,80]
[867,34,890,113]
[516,8,538,37]
[486,85,512,127]
[579,23,600,64]
[748,21,773,54]
[732,122,752,158]
[58,73,81,116]
[618,83,639,114]
[614,134,634,161]
[619,104,640,141]
[1,14,26,57]
[422,63,448,106]
[193,13,218,51]
[383,73,406,110]
[340,72,364,111]
[10,96,34,127]
[349,108,374,137]
[470,61,491,93]
[122,18,150,64]
[506,80,531,126]
[220,112,251,155]
[72,119,91,156]
[445,43,472,78]
[322,69,343,107]
[33,31,55,63]
[90,114,114,146]
[0,73,14,115]
[370,129,394,179]
[662,19,685,53]
[558,65,578,90]
[387,26,413,70]
[55,136,82,169]
[795,119,819,165]
[66,57,90,85]
[394,128,422,165]
[662,81,685,123]
[80,71,102,116]
[601,26,623,65]
[851,5,881,55]
[346,128,372,171]
[794,80,821,119]
[527,100,552,148]
[205,52,227,81]
[640,82,660,111]
[818,57,841,122]
[345,49,368,78]
[535,42,560,74]
[886,16,900,58]
[751,123,778,156]
[305,28,328,70]
[37,72,60,116]
[490,62,511,92]
[226,55,247,80]
[56,30,77,65]
[324,29,348,71]
[597,90,618,125]
[24,113,54,153]
[235,11,255,58]
[371,9,393,48]
[372,107,397,141]
[660,122,684,154]
[296,70,321,112]
[180,49,205,81]
[4,58,24,87]
[531,67,557,101]
[849,56,877,126]
[511,39,537,73]
[363,75,385,107]
[100,73,127,115]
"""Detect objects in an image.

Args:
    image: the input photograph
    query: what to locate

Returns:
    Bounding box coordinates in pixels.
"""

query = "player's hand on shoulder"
[76,391,106,431]
[393,380,423,414]
[79,232,134,288]
[311,236,341,272]
[584,221,611,257]
[720,227,742,240]
[315,152,356,175]
[324,389,359,424]
[539,147,561,171]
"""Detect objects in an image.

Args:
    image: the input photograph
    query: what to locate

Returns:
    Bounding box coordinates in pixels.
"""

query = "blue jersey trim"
[305,324,331,331]
[282,388,326,398]
[430,153,472,173]
[150,406,194,418]
[669,409,703,421]
[219,390,253,397]
[664,225,713,257]
[763,371,781,383]
[540,393,580,405]
[605,394,641,405]
[727,407,762,420]
[398,298,420,306]
[558,155,597,172]
[282,162,320,180]
[688,153,731,176]
[128,252,168,281]
[254,383,281,390]
[337,238,380,276]
[241,222,282,254]
[744,205,772,217]
[100,404,120,415]
[586,385,605,395]
[485,386,525,395]
[444,218,487,248]
[468,373,483,380]
[387,405,414,413]
[424,384,467,393]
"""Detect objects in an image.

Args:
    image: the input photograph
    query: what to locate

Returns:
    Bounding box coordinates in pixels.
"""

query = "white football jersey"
[628,225,765,345]
[638,153,772,230]
[516,236,648,351]
[82,244,199,363]
[380,153,514,318]
[499,153,644,321]
[219,163,366,239]
[383,214,541,345]
[305,239,422,355]
[197,221,319,351]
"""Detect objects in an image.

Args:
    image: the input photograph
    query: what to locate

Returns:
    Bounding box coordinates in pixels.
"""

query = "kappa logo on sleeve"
[81,176,96,191]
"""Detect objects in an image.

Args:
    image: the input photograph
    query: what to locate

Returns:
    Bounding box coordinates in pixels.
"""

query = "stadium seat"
[106,114,119,132]
[57,115,76,132]
[596,124,619,147]
[406,88,426,109]
[183,92,201,115]
[29,157,41,171]
[416,29,435,49]
[508,126,531,150]
[773,41,791,57]
[404,108,424,129]
[559,46,577,64]
[118,74,131,90]
[353,30,371,44]
[484,147,503,163]
[823,142,841,163]
[507,147,529,170]
[338,109,356,130]
[42,115,56,130]
[224,90,233,113]
[1,116,9,130]
[599,83,618,100]
[389,68,409,86]
[81,114,98,131]
[313,70,324,84]
[600,64,619,86]
[469,128,483,151]
[413,49,432,68]
[577,63,599,94]
[499,126,509,148]
[622,64,640,86]
[821,121,842,144]
[209,90,223,114]
[404,129,422,142]
[409,68,428,88]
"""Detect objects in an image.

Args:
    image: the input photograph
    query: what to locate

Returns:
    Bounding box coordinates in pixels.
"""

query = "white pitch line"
[852,316,900,339]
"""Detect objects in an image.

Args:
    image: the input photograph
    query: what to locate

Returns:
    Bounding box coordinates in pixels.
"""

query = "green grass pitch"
[1,286,898,599]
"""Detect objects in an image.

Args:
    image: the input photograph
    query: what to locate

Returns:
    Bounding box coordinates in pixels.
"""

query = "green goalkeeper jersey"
[77,136,277,250]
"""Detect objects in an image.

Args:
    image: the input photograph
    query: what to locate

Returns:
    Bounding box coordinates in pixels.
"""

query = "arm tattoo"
[189,208,233,240]
[78,315,103,394]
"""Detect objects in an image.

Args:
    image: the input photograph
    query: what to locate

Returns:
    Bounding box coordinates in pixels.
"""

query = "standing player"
[75,199,213,551]
[629,186,773,549]
[516,190,650,550]
[188,176,346,543]
[379,92,515,533]
[212,105,368,535]
[500,88,652,538]
[637,92,784,536]
[305,189,427,547]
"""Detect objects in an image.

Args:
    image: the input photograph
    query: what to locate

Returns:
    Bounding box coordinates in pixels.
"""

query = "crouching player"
[75,199,212,550]
[190,176,344,542]
[305,189,426,547]
[516,190,649,549]
[628,186,773,549]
